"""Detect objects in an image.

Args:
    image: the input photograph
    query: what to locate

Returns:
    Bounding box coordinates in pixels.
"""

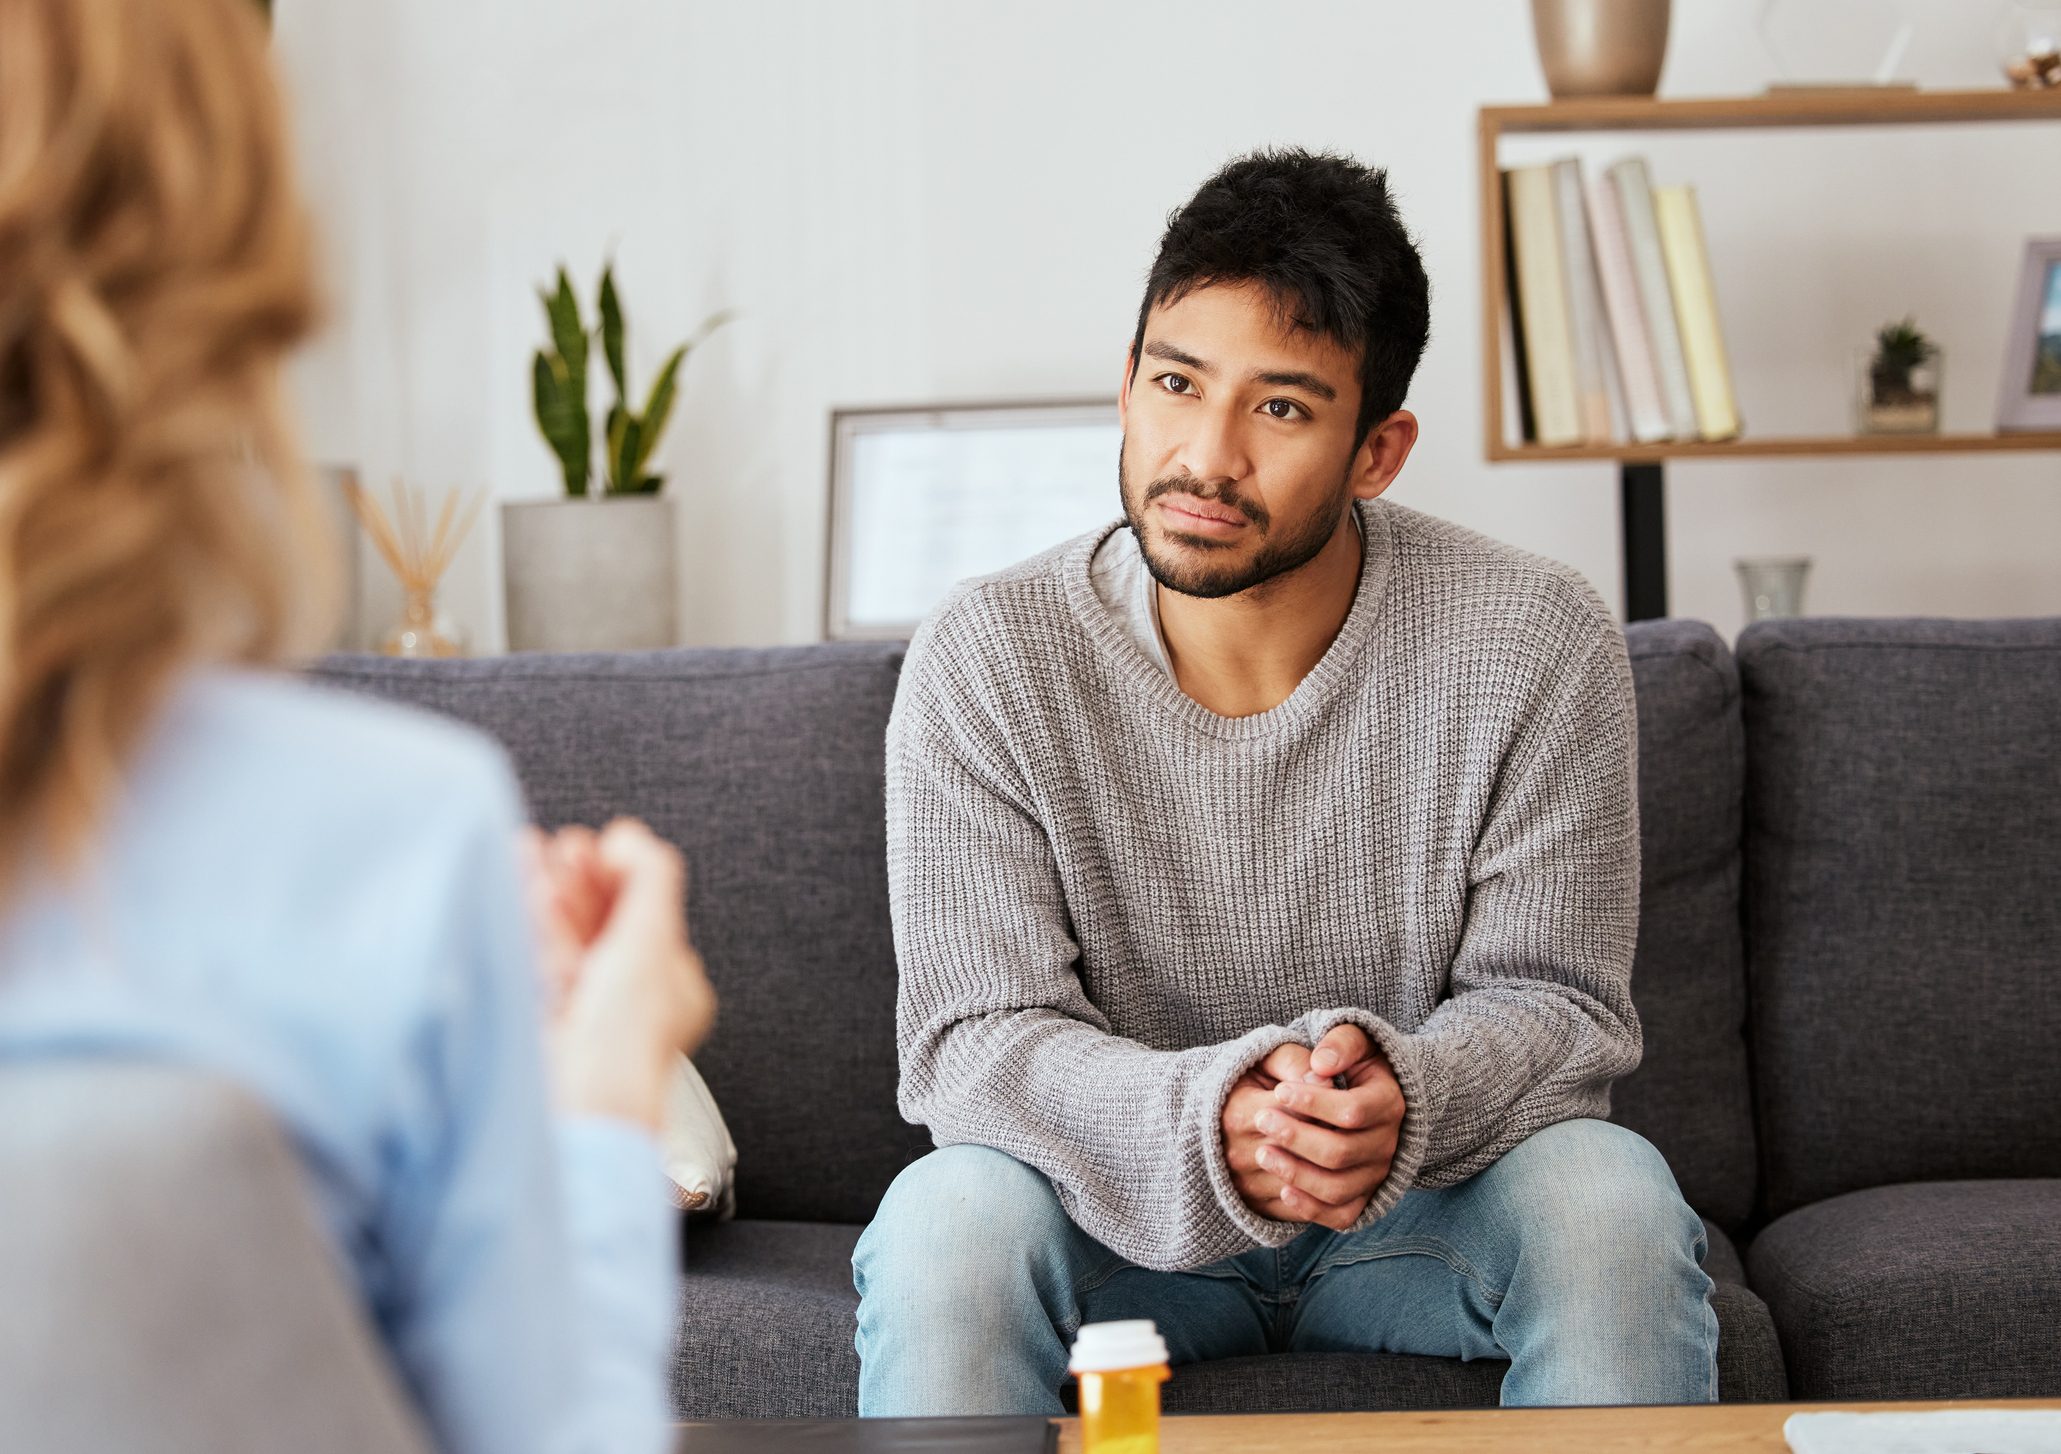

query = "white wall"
[274,0,2061,650]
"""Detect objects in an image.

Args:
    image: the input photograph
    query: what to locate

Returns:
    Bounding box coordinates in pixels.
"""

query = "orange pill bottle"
[1069,1319,1171,1454]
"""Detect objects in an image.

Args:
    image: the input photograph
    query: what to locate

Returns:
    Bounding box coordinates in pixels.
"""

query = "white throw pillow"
[661,1054,736,1219]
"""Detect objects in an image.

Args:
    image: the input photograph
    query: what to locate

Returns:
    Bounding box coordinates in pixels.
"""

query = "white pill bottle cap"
[1068,1319,1170,1374]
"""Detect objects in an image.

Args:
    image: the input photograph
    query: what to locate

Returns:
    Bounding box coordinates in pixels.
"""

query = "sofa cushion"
[673,1220,865,1418]
[1165,1272,1781,1410]
[1746,1180,2061,1400]
[1165,1275,1784,1409]
[1610,621,1756,1232]
[1738,619,2061,1216]
[670,1218,1783,1417]
[311,647,933,1223]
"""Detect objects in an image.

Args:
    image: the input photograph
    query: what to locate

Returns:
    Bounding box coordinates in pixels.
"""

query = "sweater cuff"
[1193,1027,1338,1254]
[1303,1008,1447,1227]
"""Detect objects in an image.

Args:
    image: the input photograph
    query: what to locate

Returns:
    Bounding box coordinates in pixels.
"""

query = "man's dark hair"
[1130,148,1431,446]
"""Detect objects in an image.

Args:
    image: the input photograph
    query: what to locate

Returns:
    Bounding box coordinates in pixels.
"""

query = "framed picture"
[1996,236,2061,432]
[315,464,366,651]
[824,399,1121,640]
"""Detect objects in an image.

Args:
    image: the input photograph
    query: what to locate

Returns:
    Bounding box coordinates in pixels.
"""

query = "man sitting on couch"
[852,148,1716,1414]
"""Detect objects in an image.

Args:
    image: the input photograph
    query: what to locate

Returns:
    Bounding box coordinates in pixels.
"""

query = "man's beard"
[1118,439,1352,600]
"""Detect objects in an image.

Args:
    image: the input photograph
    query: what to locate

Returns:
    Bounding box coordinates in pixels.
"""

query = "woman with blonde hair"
[0,0,711,1449]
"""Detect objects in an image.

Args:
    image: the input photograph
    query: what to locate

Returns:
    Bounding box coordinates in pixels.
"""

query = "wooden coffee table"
[1053,1399,2061,1452]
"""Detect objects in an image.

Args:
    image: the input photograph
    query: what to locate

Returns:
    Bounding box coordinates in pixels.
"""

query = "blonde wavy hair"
[0,0,334,892]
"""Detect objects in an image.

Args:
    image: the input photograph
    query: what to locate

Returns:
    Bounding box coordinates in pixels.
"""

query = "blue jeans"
[852,1118,1717,1414]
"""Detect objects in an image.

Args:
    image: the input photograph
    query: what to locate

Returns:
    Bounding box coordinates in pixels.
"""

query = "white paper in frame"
[824,401,1123,640]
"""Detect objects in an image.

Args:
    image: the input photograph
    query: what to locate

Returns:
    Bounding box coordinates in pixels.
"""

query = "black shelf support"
[1620,461,1668,621]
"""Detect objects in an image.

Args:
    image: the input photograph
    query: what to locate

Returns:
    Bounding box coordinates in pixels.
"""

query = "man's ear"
[1351,409,1418,502]
[1118,345,1137,420]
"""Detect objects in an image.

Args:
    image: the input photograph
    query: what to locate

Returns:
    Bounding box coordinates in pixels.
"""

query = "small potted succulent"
[1856,317,1941,435]
[503,263,730,652]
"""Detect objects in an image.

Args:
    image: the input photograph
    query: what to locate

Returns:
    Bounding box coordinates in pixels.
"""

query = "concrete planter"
[501,495,677,653]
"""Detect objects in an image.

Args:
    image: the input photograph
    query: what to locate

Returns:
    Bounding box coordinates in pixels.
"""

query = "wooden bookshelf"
[1492,431,2061,464]
[1476,87,2061,617]
[1482,86,2061,137]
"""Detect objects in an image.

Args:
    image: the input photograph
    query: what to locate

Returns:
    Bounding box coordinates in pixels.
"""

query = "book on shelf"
[1586,166,1673,443]
[1504,163,1582,447]
[1550,158,1617,445]
[1499,172,1538,446]
[1605,158,1699,442]
[1653,183,1742,442]
[1501,154,1743,449]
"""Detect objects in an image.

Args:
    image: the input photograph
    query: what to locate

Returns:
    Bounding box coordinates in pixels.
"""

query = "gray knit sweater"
[885,498,1642,1272]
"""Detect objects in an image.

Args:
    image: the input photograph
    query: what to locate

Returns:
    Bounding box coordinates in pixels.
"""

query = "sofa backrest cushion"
[317,623,1770,1231]
[1739,617,2061,1217]
[312,647,931,1223]
[1612,621,1757,1231]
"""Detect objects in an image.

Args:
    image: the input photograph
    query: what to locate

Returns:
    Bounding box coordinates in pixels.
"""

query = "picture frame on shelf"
[315,464,366,651]
[823,399,1120,641]
[1996,235,2061,432]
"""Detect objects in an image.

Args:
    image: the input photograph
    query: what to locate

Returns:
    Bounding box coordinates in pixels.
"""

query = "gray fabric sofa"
[312,614,2061,1417]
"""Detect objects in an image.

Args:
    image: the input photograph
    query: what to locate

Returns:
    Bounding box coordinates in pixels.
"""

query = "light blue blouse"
[0,670,674,1454]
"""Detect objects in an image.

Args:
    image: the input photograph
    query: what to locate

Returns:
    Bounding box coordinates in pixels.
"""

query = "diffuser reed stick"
[344,478,484,657]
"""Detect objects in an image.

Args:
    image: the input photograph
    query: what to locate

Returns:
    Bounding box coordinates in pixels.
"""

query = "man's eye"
[1263,399,1307,421]
[1157,373,1194,396]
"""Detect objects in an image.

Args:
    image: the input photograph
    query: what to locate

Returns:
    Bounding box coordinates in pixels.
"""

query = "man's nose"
[1173,407,1251,489]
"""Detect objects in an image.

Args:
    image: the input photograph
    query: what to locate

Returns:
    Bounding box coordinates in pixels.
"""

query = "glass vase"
[1855,346,1940,435]
[1735,557,1812,623]
[1999,4,2061,88]
[380,586,467,658]
[1757,0,1914,86]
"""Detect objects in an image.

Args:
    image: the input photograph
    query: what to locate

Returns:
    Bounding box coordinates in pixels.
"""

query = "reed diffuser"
[345,478,484,657]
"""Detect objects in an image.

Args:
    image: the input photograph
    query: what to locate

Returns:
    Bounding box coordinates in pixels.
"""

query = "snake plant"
[532,262,733,498]
[531,267,592,497]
